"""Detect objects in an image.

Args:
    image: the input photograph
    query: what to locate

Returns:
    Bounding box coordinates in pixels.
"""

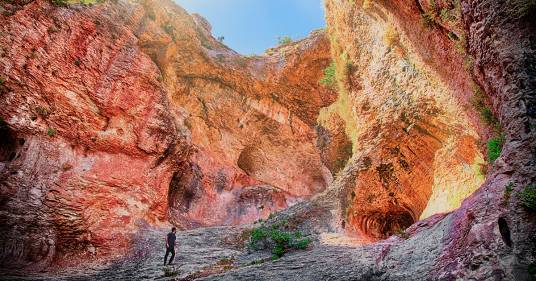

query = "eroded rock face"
[321,0,487,239]
[0,0,335,272]
[132,0,335,228]
[272,0,536,280]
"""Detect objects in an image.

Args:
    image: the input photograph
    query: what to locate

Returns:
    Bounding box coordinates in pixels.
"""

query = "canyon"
[0,0,535,280]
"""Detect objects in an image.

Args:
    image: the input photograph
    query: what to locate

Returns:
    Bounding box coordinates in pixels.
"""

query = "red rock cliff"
[0,0,335,271]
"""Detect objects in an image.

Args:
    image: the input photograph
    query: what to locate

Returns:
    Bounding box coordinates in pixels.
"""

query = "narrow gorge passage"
[0,0,535,280]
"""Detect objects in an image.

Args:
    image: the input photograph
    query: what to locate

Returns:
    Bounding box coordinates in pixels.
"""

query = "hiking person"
[164,227,177,265]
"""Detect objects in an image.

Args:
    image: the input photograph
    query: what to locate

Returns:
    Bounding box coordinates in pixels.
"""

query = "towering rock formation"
[0,0,535,280]
[0,0,335,271]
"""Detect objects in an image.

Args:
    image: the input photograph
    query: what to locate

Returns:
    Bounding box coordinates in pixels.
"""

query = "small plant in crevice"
[520,184,536,211]
[277,36,292,46]
[35,106,50,118]
[319,61,337,89]
[487,136,504,162]
[47,127,57,137]
[395,228,410,239]
[162,265,179,277]
[471,82,501,131]
[162,23,176,40]
[244,220,311,260]
[421,11,437,29]
[74,59,81,67]
[502,182,514,206]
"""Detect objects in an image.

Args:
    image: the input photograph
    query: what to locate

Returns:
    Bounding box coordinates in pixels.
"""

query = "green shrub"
[520,185,536,211]
[487,136,503,162]
[319,61,336,89]
[246,223,311,260]
[74,59,81,67]
[277,36,292,46]
[292,237,311,250]
[47,127,57,137]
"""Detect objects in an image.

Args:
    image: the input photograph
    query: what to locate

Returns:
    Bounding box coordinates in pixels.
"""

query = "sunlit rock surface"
[0,0,535,280]
[0,0,335,272]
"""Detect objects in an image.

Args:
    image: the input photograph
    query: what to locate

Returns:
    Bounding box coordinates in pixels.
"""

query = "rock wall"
[273,0,536,279]
[321,0,487,239]
[0,0,335,272]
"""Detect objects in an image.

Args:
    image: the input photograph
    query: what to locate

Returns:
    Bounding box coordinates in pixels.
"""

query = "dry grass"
[383,25,399,49]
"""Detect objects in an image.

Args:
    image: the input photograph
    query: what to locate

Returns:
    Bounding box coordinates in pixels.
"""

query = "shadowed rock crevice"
[168,164,203,216]
[0,122,18,163]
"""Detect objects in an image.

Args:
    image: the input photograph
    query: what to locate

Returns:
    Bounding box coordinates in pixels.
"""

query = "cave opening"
[167,163,203,222]
[353,207,416,239]
[498,217,512,247]
[0,121,18,163]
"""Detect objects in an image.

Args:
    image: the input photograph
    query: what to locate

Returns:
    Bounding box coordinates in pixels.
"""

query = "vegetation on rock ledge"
[487,136,504,162]
[520,184,536,211]
[244,220,311,260]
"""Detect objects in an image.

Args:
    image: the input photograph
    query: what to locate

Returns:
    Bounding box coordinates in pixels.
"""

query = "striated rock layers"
[1,0,535,279]
[0,0,335,271]
[254,0,535,280]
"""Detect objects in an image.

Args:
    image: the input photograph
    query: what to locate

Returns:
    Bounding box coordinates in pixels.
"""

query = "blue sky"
[174,0,326,55]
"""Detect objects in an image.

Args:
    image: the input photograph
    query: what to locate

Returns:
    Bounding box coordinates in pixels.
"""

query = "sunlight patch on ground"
[319,232,370,246]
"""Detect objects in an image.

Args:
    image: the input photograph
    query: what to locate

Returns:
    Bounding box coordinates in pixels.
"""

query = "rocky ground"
[0,224,411,281]
[0,225,374,281]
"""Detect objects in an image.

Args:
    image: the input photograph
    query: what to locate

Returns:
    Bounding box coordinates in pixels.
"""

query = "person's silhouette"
[164,227,177,265]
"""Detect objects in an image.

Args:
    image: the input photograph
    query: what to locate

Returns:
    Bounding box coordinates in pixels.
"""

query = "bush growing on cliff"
[277,36,293,46]
[47,127,57,137]
[319,62,337,89]
[520,185,536,211]
[245,221,311,260]
[471,82,501,131]
[421,11,436,28]
[35,106,50,118]
[487,136,503,162]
